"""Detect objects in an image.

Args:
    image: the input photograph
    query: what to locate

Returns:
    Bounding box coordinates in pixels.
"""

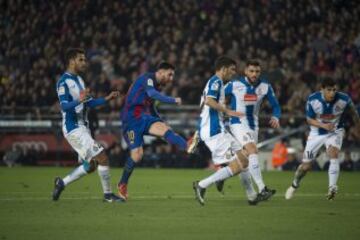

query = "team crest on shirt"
[225,151,232,160]
[334,105,341,113]
[147,78,154,87]
[58,86,65,95]
[211,82,219,91]
[93,145,99,152]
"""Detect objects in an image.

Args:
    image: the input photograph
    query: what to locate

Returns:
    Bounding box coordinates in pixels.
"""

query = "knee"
[231,151,249,171]
[93,151,109,166]
[245,143,257,154]
[327,146,339,159]
[84,160,97,173]
[131,149,143,162]
[301,162,312,171]
[238,150,252,168]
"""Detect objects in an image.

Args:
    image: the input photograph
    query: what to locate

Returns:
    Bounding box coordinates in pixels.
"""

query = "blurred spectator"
[108,143,126,167]
[1,0,359,119]
[2,146,23,167]
[1,0,360,167]
[272,138,288,169]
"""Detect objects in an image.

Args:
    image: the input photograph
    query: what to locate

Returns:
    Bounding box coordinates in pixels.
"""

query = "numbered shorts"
[230,124,258,147]
[65,125,104,163]
[203,132,242,165]
[123,115,163,150]
[302,130,344,162]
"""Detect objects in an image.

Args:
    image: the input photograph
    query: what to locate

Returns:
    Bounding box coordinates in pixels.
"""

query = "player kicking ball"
[118,62,188,201]
[285,77,360,200]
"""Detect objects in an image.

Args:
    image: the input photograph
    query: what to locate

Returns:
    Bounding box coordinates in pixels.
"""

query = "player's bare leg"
[149,122,187,150]
[327,146,340,200]
[52,159,96,201]
[285,161,311,200]
[193,150,249,205]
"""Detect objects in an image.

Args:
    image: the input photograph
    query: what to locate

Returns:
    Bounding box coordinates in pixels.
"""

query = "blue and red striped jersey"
[121,72,162,123]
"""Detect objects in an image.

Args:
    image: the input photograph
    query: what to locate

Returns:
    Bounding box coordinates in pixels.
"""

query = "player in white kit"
[52,48,123,202]
[285,77,360,200]
[192,57,259,206]
[224,59,280,201]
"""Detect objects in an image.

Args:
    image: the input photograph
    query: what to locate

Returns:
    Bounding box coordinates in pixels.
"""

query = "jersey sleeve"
[86,97,106,108]
[207,80,220,99]
[346,96,354,108]
[144,78,176,104]
[266,84,281,119]
[57,81,70,104]
[224,82,233,97]
[57,79,81,111]
[306,99,316,118]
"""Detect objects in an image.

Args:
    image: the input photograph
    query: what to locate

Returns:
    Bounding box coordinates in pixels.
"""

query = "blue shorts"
[122,115,163,150]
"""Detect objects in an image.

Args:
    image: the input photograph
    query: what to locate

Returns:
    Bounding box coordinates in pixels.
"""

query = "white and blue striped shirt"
[199,75,225,140]
[224,76,281,130]
[56,72,90,134]
[306,91,353,136]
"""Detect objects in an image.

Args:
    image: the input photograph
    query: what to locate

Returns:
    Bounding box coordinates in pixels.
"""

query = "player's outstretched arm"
[348,101,360,124]
[348,102,360,135]
[266,85,281,119]
[59,89,90,111]
[86,91,120,108]
[146,88,178,104]
[205,97,243,117]
[307,118,335,131]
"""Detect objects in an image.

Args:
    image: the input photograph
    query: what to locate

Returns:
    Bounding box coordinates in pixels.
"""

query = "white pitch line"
[0,193,360,201]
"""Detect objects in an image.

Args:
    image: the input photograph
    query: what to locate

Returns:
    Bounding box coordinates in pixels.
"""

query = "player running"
[223,59,280,201]
[118,62,187,201]
[192,56,259,206]
[285,77,360,200]
[52,48,123,202]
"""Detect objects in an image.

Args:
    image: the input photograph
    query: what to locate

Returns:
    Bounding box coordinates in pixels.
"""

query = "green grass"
[0,167,359,240]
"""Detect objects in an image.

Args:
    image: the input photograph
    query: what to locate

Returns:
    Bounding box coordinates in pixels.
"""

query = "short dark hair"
[65,48,85,66]
[157,62,175,71]
[321,77,337,88]
[246,59,261,67]
[215,56,236,71]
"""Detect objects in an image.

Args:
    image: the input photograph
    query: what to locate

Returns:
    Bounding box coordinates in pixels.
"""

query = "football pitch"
[0,167,359,240]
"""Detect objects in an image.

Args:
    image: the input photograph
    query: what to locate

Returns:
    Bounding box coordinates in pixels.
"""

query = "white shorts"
[302,130,344,162]
[203,132,242,165]
[64,125,104,163]
[230,124,258,147]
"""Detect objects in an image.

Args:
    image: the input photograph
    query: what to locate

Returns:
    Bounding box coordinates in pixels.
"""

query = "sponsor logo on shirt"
[244,94,257,102]
[320,114,335,120]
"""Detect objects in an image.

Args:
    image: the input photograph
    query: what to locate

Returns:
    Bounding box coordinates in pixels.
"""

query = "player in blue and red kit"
[118,62,187,200]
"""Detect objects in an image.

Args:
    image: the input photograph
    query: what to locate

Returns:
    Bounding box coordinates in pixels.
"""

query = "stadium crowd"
[1,0,359,112]
[1,0,360,167]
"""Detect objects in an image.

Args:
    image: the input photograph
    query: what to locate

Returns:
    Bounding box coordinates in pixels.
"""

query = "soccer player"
[118,62,187,201]
[285,77,360,200]
[223,59,280,200]
[52,48,123,202]
[192,56,259,206]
